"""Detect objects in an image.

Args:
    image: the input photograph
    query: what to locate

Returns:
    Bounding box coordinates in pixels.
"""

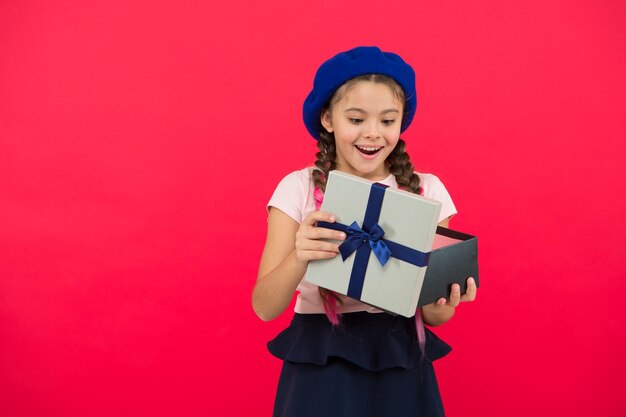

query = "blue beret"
[303,46,417,140]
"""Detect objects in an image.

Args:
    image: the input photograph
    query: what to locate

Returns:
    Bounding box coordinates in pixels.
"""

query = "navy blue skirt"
[268,312,452,417]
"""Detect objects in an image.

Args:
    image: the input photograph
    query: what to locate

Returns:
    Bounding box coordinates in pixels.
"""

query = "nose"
[364,121,381,139]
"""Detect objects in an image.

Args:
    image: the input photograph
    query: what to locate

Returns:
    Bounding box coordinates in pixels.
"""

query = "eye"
[381,119,396,126]
[349,118,363,124]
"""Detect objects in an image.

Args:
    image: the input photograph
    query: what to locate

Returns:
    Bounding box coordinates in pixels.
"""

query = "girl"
[252,46,477,417]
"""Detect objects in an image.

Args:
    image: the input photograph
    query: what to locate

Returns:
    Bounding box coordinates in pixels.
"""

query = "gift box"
[305,170,479,317]
[419,226,479,307]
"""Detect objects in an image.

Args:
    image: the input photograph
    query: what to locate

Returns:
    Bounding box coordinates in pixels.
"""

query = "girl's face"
[321,81,403,181]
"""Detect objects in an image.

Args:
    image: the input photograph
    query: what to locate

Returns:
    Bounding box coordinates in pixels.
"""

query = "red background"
[2,1,625,416]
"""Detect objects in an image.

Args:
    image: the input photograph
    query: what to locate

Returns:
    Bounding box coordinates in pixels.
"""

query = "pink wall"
[1,1,625,416]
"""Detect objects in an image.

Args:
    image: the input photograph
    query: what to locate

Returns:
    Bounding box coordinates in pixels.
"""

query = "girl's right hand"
[295,211,346,263]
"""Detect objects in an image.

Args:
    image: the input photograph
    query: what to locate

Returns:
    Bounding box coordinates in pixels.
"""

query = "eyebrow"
[344,107,400,115]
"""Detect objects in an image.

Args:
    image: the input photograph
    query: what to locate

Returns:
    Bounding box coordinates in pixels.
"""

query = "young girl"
[253,46,477,417]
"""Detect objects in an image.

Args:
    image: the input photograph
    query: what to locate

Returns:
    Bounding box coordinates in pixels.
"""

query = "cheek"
[337,138,356,150]
[335,126,358,143]
[386,136,401,152]
[386,131,401,145]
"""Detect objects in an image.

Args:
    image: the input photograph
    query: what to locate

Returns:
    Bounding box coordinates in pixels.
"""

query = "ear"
[320,109,334,133]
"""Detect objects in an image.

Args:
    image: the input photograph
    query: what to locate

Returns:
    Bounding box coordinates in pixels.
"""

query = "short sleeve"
[267,168,313,224]
[418,173,457,222]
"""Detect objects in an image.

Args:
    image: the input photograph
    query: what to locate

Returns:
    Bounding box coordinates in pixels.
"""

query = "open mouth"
[355,145,383,156]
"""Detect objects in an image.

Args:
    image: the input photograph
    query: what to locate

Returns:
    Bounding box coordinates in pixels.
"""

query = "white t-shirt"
[267,167,457,314]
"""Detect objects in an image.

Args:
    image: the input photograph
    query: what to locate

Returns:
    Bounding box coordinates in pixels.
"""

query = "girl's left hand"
[421,277,477,326]
[435,277,477,308]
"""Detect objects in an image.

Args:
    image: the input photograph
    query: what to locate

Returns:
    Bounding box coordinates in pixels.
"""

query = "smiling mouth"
[355,145,383,155]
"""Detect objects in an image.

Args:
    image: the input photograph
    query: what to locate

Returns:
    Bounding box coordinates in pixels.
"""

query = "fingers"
[460,277,477,302]
[301,211,337,226]
[296,247,340,262]
[295,239,343,262]
[297,214,346,243]
[447,284,461,307]
[441,277,477,308]
[295,236,342,254]
[295,211,346,263]
[305,226,346,241]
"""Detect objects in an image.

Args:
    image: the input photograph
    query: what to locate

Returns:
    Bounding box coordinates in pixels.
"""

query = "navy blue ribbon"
[339,221,392,266]
[317,182,431,300]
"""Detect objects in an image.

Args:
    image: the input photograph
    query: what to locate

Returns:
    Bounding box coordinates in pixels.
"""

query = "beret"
[303,46,417,140]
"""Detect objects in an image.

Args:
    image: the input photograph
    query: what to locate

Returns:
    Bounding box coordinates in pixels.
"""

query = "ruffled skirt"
[268,312,452,417]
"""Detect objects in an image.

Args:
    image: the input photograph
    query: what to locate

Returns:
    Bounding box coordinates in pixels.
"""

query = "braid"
[312,129,342,323]
[386,139,422,195]
[312,130,337,192]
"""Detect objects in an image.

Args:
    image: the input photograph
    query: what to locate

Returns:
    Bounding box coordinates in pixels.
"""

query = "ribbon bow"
[339,221,392,266]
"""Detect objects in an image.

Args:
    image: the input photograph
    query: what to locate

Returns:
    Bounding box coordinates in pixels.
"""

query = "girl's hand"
[295,211,346,264]
[422,277,477,326]
[435,277,477,308]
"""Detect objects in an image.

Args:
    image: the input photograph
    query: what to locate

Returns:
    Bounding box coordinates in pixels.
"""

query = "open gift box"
[305,170,479,317]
